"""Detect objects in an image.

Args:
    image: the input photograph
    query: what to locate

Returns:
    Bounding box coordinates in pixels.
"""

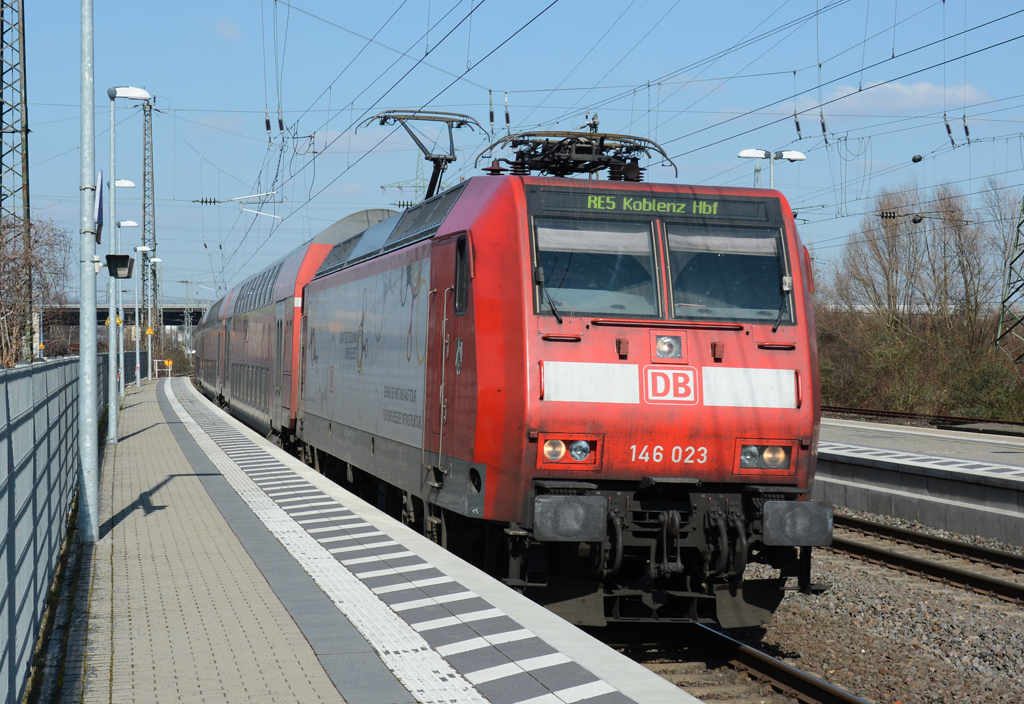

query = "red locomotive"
[195,128,832,628]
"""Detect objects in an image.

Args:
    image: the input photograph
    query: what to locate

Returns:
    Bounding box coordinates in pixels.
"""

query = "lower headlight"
[738,444,792,470]
[569,440,591,461]
[543,439,566,462]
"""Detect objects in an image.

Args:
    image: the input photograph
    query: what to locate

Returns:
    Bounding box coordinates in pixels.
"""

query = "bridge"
[42,303,207,327]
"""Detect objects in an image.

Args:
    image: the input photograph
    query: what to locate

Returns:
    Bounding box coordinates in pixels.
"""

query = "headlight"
[569,440,591,461]
[738,444,792,470]
[656,335,682,358]
[543,439,566,462]
[762,446,787,468]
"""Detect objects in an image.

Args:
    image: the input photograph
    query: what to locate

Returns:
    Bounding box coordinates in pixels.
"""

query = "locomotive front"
[497,177,832,628]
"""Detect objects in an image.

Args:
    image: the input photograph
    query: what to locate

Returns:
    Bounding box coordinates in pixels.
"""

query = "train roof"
[315,184,466,279]
[198,208,397,327]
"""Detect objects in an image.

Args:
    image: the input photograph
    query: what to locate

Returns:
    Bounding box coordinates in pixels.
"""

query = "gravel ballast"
[733,508,1024,703]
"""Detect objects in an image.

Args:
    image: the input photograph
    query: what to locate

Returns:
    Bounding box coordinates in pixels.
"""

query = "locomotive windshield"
[534,217,660,317]
[666,224,792,324]
[527,187,793,325]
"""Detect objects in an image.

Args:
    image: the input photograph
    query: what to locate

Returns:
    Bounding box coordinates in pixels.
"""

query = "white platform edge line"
[165,382,489,704]
[175,380,696,704]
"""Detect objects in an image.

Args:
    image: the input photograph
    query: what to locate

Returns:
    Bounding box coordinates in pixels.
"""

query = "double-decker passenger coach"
[195,124,832,628]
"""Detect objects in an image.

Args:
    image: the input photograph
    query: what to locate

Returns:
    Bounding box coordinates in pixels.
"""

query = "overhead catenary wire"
[223,0,561,284]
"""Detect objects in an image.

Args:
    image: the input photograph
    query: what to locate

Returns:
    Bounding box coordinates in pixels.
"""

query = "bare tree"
[0,216,73,367]
[828,182,922,331]
[821,179,1024,417]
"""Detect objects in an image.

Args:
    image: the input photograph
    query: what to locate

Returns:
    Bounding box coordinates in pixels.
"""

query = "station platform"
[57,378,696,704]
[816,419,1024,544]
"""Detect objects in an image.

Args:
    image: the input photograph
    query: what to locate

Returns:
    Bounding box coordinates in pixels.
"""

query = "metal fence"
[0,355,107,704]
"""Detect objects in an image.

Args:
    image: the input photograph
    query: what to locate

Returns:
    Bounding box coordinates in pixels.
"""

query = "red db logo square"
[644,366,698,405]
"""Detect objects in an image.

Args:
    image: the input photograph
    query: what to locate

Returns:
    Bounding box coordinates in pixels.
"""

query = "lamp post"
[115,180,135,399]
[134,245,149,386]
[148,257,161,380]
[106,86,150,445]
[738,149,806,189]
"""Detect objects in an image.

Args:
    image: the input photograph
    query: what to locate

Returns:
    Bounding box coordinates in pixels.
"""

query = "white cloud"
[806,80,988,115]
[215,17,241,43]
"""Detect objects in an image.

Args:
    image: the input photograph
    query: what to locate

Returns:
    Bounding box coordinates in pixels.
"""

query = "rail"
[822,405,1024,431]
[609,623,870,704]
[830,518,1024,604]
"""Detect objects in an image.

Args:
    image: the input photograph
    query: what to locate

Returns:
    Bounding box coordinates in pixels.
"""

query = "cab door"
[424,234,474,477]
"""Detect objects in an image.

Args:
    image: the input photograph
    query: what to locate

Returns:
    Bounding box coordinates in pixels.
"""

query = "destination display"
[529,188,774,222]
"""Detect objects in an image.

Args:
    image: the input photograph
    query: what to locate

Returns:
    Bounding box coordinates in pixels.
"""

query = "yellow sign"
[165,360,173,367]
[145,327,155,335]
[105,317,109,326]
[104,316,123,325]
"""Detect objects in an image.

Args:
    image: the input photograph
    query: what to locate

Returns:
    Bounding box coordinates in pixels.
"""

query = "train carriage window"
[454,236,470,315]
[666,224,793,325]
[533,218,659,317]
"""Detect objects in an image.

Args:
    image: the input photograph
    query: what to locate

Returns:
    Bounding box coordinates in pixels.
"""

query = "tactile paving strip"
[167,380,634,704]
[819,441,1024,484]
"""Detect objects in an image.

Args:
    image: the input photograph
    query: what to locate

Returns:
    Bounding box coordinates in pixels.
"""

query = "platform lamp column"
[134,245,149,386]
[147,257,161,380]
[737,148,806,189]
[106,86,149,440]
[115,181,136,399]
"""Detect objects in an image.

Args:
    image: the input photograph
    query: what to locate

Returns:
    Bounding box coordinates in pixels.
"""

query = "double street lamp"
[738,148,806,189]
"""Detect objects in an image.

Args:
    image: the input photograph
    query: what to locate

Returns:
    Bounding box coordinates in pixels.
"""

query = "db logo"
[644,366,698,405]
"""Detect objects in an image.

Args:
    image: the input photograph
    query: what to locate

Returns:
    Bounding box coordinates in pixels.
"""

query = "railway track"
[606,623,869,704]
[822,405,1024,436]
[830,515,1024,603]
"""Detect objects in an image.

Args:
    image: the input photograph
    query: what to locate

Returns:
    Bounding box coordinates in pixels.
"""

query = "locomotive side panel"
[301,245,436,499]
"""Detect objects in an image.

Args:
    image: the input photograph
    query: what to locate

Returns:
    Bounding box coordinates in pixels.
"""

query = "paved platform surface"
[821,418,1024,480]
[57,379,695,704]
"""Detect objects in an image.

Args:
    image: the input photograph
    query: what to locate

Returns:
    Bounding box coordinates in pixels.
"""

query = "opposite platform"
[57,378,696,704]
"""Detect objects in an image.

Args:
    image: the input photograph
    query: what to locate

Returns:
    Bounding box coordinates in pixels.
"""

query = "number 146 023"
[630,445,707,464]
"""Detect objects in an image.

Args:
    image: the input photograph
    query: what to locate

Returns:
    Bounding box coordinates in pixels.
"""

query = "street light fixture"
[106,85,150,445]
[738,149,806,189]
[115,212,137,399]
[133,245,149,386]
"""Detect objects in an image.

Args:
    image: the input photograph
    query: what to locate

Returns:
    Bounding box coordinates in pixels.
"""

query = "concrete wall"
[813,451,1024,546]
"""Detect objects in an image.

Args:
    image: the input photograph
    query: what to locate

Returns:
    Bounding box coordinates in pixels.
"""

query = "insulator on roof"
[794,112,802,140]
[944,113,956,148]
[962,114,971,144]
[819,109,828,146]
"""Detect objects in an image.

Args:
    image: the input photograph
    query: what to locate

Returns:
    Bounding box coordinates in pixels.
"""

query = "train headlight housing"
[536,434,601,469]
[568,440,591,461]
[655,335,683,358]
[740,445,760,467]
[738,444,792,470]
[543,439,567,462]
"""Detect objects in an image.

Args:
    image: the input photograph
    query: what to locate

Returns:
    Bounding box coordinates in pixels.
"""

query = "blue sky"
[31,1,1024,303]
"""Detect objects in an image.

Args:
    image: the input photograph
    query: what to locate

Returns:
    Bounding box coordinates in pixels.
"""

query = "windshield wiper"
[534,266,563,324]
[772,275,793,333]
